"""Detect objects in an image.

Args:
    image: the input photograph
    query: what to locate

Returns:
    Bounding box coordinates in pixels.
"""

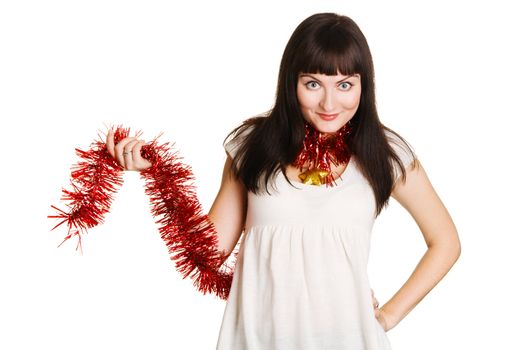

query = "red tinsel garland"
[293,121,353,186]
[49,126,237,300]
[48,127,129,252]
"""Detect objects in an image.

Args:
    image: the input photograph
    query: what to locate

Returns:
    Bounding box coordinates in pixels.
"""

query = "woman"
[106,12,460,350]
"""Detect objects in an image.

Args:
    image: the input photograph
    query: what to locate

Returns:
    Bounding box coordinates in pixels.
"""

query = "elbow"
[446,238,462,262]
[454,242,462,261]
[429,237,461,262]
[449,240,462,263]
[450,244,461,264]
[450,233,461,261]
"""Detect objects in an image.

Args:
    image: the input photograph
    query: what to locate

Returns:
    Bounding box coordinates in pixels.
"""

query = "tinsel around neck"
[292,121,353,186]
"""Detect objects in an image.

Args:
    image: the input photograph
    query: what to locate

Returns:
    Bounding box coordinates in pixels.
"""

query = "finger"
[114,136,136,168]
[106,128,115,157]
[123,139,138,170]
[373,296,379,308]
[132,140,152,170]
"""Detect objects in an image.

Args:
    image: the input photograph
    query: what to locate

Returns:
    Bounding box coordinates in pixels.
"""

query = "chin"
[311,122,345,134]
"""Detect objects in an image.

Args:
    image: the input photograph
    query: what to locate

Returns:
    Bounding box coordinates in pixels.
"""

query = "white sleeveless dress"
[216,128,415,350]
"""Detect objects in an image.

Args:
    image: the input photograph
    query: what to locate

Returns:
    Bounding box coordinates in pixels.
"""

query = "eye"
[338,82,353,91]
[305,81,320,90]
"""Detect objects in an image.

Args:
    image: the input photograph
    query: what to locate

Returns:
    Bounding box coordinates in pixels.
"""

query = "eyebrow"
[298,74,359,84]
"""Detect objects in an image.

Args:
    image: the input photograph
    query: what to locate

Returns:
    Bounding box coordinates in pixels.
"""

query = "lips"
[316,112,339,121]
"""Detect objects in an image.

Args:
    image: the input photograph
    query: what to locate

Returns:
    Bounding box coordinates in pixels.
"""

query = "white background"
[1,0,503,349]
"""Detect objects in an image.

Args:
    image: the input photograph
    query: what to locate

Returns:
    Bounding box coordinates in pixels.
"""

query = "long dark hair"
[225,13,417,217]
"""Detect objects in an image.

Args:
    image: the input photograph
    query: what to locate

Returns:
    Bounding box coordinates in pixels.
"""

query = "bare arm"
[208,155,248,257]
[381,160,461,330]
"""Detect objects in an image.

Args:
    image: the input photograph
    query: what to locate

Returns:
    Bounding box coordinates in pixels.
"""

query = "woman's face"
[297,72,361,134]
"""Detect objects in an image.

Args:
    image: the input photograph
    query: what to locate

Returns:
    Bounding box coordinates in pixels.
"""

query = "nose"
[319,89,336,112]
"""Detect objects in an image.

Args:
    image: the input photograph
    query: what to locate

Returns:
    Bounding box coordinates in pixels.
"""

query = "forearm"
[381,243,460,328]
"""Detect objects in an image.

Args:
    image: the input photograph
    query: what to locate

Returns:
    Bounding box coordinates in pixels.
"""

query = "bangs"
[295,26,363,76]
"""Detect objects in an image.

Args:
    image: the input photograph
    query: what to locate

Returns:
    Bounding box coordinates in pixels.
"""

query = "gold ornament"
[298,168,330,186]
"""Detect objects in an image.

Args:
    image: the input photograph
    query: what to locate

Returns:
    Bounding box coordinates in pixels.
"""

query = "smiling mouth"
[316,112,339,121]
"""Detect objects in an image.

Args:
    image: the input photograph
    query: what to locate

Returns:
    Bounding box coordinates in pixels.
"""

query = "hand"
[375,307,389,332]
[106,128,152,171]
[371,288,396,332]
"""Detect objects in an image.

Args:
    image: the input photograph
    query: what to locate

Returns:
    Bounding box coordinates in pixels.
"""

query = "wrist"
[380,307,400,331]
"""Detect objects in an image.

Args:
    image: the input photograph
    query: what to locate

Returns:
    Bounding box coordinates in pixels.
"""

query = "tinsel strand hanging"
[49,126,237,300]
[48,127,130,252]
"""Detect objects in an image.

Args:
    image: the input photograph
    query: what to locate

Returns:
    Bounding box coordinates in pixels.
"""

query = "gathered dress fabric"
[216,128,416,350]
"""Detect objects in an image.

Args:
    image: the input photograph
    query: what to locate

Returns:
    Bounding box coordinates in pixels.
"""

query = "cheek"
[297,90,312,110]
[342,91,361,110]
